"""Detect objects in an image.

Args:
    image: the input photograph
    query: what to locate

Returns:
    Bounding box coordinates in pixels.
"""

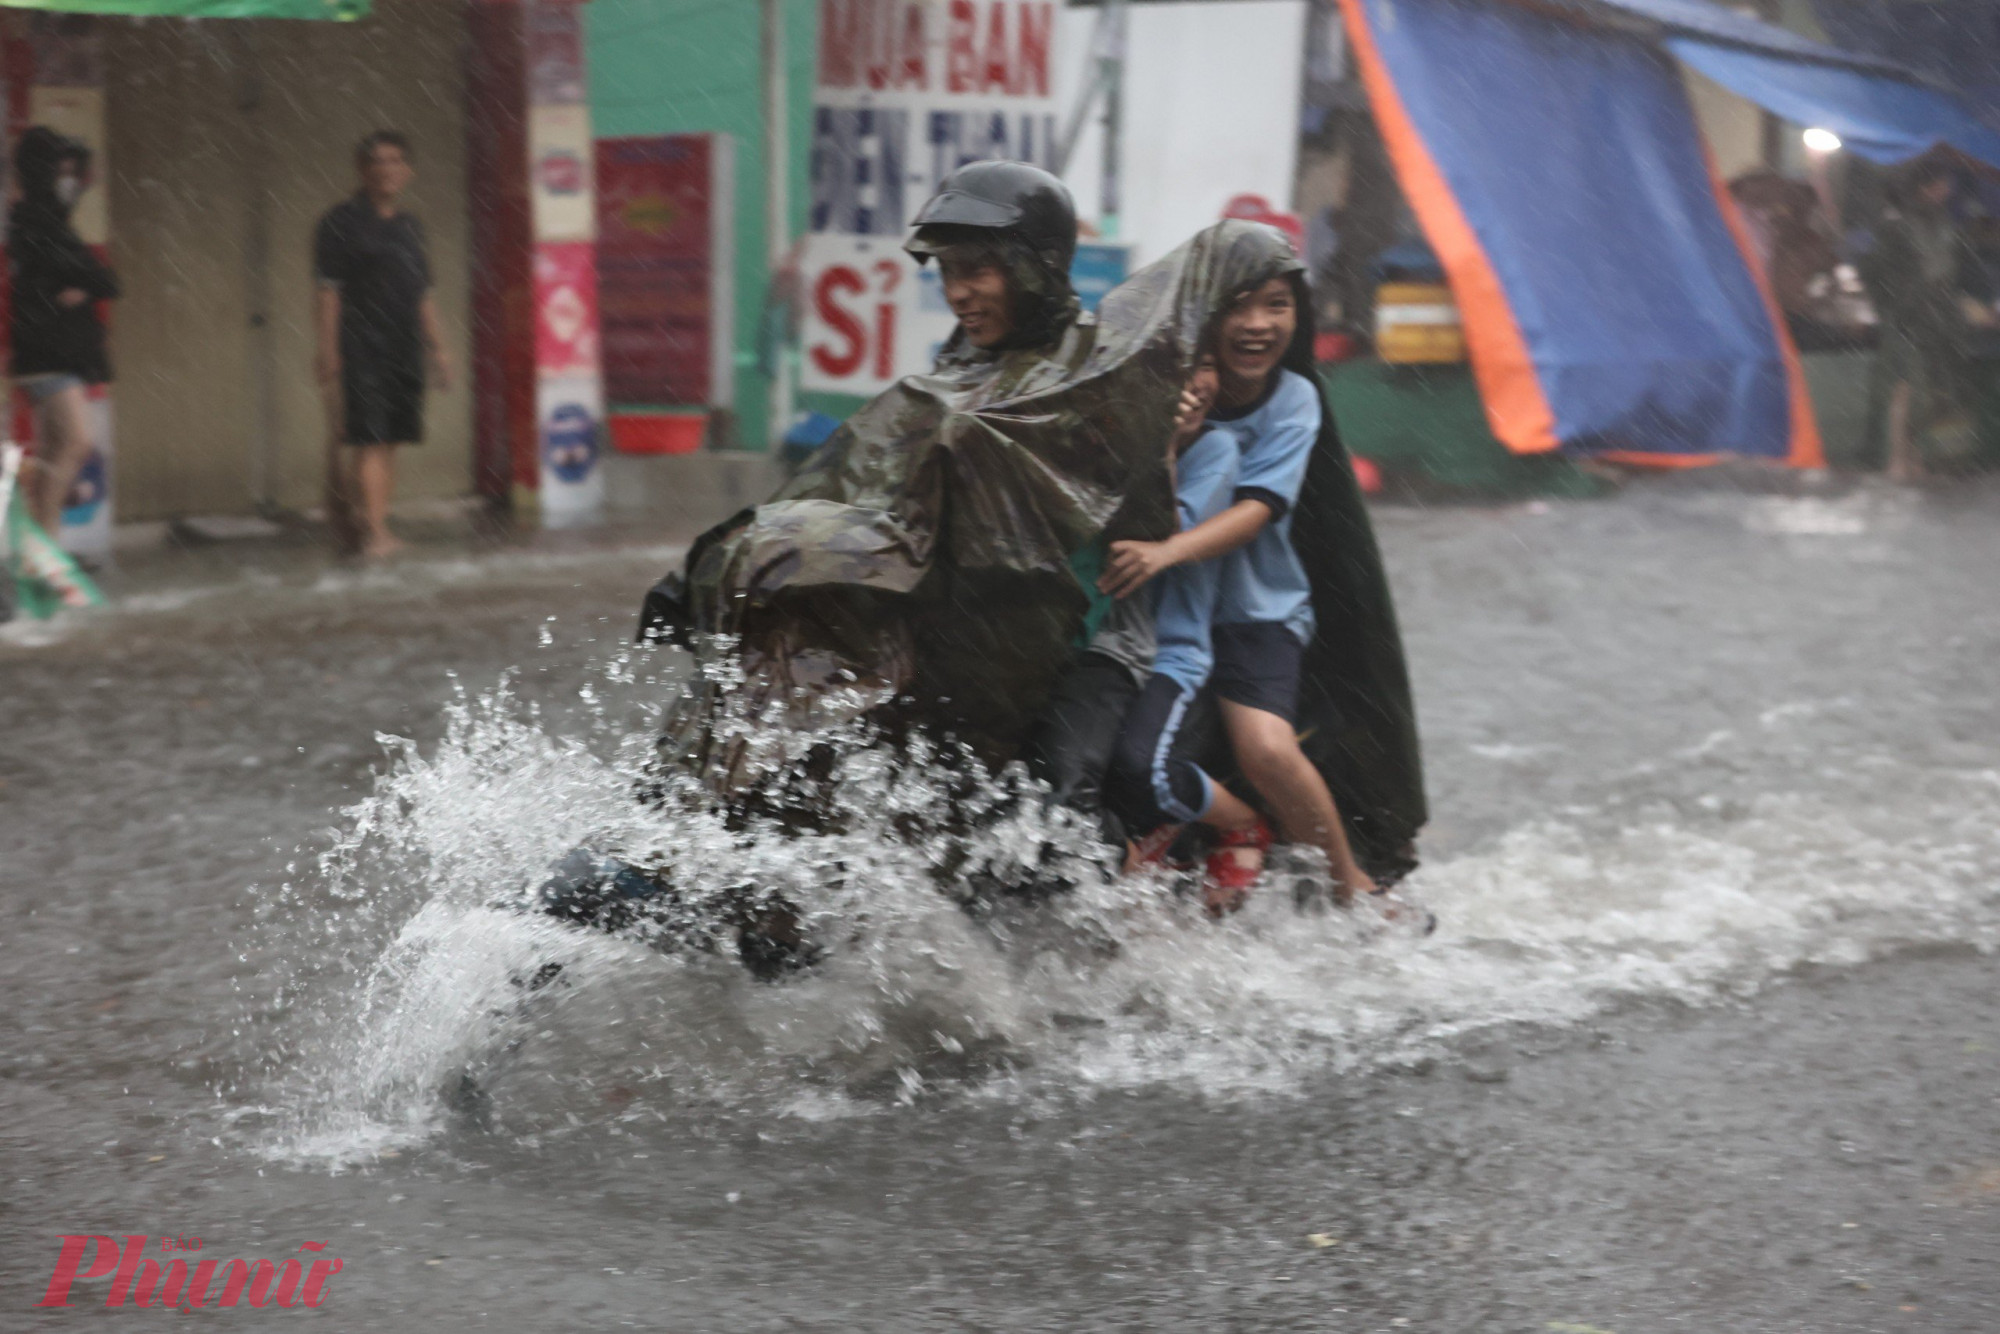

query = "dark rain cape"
[1271,274,1428,878]
[642,220,1426,875]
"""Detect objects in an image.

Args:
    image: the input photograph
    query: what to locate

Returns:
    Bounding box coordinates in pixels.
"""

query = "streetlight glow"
[1803,127,1842,154]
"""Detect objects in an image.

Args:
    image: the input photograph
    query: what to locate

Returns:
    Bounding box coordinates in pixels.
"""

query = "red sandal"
[1203,818,1271,916]
[1127,824,1188,873]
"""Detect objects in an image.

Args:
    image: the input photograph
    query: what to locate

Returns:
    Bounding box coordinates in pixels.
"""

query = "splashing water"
[241,645,2000,1164]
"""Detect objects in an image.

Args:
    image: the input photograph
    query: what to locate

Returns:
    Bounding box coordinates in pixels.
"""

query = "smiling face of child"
[1216,277,1297,406]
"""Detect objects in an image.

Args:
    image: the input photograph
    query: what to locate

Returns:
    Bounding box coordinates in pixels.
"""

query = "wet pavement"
[3,475,1997,1330]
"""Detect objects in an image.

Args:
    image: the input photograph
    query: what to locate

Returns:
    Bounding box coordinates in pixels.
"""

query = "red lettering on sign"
[1017,2,1051,97]
[820,0,859,87]
[947,0,978,93]
[982,2,1012,92]
[865,1,892,89]
[811,265,869,378]
[897,1,929,89]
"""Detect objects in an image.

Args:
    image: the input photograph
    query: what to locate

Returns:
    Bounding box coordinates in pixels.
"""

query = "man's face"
[938,251,1014,349]
[361,144,414,201]
[1217,277,1297,394]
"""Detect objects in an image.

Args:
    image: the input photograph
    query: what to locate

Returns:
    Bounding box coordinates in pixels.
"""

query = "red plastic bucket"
[610,411,707,455]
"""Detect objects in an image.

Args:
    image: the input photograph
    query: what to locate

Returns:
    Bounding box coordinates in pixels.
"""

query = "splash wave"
[245,658,2000,1163]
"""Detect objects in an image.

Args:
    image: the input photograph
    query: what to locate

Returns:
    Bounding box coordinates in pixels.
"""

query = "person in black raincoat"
[8,126,118,537]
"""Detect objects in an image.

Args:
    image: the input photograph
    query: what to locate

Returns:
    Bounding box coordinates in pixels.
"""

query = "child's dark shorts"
[1210,621,1306,724]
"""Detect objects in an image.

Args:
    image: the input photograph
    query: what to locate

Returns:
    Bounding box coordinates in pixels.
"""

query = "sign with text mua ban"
[802,0,1059,397]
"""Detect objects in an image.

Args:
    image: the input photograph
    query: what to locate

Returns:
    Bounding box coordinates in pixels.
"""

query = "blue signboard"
[543,401,600,484]
[1069,241,1132,313]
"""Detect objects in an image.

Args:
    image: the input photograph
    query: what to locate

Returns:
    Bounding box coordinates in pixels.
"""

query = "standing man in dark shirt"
[314,130,452,559]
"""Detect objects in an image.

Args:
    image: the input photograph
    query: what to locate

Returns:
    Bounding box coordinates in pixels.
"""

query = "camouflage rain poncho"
[643,220,1426,875]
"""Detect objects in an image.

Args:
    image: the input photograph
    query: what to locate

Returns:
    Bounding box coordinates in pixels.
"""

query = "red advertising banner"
[533,240,600,377]
[594,134,734,407]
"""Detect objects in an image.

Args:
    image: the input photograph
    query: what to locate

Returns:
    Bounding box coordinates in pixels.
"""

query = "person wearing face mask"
[8,126,119,540]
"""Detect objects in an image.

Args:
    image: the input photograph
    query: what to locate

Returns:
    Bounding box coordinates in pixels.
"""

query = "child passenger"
[1102,273,1379,915]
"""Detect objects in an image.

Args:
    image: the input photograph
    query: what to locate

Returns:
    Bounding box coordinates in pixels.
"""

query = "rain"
[3,0,1999,1328]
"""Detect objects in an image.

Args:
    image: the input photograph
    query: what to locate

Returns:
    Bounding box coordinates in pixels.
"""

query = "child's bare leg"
[1202,783,1261,836]
[1220,700,1377,903]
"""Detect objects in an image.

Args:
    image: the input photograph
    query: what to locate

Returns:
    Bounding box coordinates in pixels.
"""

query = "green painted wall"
[587,0,821,451]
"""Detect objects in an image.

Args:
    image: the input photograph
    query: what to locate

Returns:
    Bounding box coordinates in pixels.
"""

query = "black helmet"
[908,160,1077,272]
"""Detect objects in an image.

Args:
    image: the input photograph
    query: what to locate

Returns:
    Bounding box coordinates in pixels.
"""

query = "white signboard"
[801,0,1060,397]
[530,104,597,244]
[58,394,113,558]
[536,376,605,528]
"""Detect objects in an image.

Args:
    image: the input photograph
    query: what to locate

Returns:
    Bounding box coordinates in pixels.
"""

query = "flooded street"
[5,478,1999,1330]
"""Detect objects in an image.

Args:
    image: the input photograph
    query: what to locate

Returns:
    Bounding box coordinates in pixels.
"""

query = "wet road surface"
[3,477,1997,1330]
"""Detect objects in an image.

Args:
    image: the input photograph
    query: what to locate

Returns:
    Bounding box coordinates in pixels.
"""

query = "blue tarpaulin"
[1668,37,2000,167]
[1341,0,1809,461]
[1338,0,2000,465]
[1811,1,2000,119]
[1575,0,1908,75]
[1582,0,2000,167]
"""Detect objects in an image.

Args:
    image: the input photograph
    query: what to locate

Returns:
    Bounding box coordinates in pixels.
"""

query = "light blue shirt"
[1207,368,1319,643]
[1150,427,1239,692]
[1149,369,1322,693]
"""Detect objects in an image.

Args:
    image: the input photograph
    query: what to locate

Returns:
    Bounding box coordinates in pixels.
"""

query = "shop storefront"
[3,0,606,539]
